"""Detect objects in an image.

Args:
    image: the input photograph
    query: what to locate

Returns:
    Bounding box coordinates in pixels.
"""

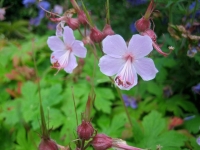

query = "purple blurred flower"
[37,1,50,9]
[22,0,36,7]
[197,137,200,145]
[130,21,137,33]
[30,17,41,26]
[127,0,147,6]
[192,83,200,94]
[54,5,63,15]
[187,47,197,57]
[189,0,200,19]
[37,1,50,19]
[122,94,138,109]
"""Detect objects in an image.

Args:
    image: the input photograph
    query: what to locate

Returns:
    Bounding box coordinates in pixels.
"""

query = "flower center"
[124,53,134,62]
[114,54,135,89]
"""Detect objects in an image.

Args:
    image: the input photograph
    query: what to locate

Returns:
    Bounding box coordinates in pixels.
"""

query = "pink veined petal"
[102,34,128,58]
[98,55,125,76]
[51,50,70,69]
[133,57,158,81]
[114,60,138,90]
[64,53,78,73]
[47,36,65,51]
[63,26,75,46]
[71,40,87,58]
[128,34,153,59]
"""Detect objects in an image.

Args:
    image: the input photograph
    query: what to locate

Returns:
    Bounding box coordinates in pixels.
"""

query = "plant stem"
[116,87,133,127]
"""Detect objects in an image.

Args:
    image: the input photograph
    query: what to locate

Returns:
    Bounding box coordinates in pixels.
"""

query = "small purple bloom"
[37,1,50,19]
[22,0,36,7]
[130,21,137,33]
[127,0,147,6]
[54,5,63,15]
[38,9,46,19]
[197,137,200,145]
[187,47,197,57]
[189,0,200,19]
[192,83,200,94]
[29,17,41,26]
[122,94,138,109]
[38,1,50,10]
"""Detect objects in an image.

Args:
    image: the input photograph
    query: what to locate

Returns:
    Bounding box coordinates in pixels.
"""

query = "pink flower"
[99,34,158,90]
[47,26,87,73]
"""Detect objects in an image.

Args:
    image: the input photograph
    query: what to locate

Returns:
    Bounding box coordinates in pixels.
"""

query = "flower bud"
[78,10,88,25]
[92,134,112,150]
[66,18,80,30]
[90,27,104,43]
[38,139,58,150]
[77,120,94,140]
[135,17,151,32]
[102,24,115,39]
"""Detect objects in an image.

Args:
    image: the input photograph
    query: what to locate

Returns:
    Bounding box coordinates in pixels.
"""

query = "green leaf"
[184,115,200,134]
[15,128,38,150]
[146,81,163,97]
[95,88,115,113]
[157,131,187,150]
[142,111,166,138]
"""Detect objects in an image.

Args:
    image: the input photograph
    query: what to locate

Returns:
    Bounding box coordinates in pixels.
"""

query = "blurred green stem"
[106,0,110,24]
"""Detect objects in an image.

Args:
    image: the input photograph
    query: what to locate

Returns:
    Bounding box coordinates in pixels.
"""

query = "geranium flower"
[47,26,87,73]
[99,34,158,90]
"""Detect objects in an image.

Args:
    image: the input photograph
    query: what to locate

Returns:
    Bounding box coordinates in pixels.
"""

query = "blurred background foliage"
[0,0,200,150]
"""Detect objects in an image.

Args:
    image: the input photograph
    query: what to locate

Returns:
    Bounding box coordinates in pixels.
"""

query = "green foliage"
[133,111,187,150]
[0,0,200,150]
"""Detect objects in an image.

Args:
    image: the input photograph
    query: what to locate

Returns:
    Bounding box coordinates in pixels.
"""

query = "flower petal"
[98,55,125,76]
[63,26,75,46]
[50,50,70,69]
[128,34,153,59]
[102,34,128,58]
[134,57,158,81]
[64,53,77,73]
[114,61,138,90]
[71,40,87,58]
[47,36,65,51]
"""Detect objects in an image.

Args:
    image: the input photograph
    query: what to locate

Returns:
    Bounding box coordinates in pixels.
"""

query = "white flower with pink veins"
[47,26,87,73]
[99,34,158,90]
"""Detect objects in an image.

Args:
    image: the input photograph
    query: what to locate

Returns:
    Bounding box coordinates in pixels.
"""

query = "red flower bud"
[38,139,58,150]
[102,24,115,39]
[90,27,104,43]
[92,134,112,150]
[135,17,151,32]
[77,120,94,140]
[66,18,80,30]
[78,10,88,25]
